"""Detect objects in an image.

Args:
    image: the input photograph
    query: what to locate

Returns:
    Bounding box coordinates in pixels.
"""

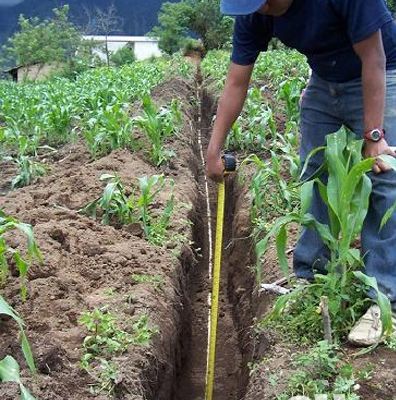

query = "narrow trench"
[168,73,255,400]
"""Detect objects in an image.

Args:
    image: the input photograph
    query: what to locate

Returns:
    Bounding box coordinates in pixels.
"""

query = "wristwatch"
[364,128,385,142]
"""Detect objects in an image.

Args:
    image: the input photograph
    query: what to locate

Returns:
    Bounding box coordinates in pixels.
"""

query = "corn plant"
[242,153,299,226]
[84,103,137,158]
[0,296,36,374]
[137,175,175,246]
[0,58,174,162]
[257,128,394,341]
[2,135,46,189]
[278,77,306,122]
[0,210,42,301]
[80,174,174,246]
[132,96,181,166]
[226,87,277,152]
[80,174,136,225]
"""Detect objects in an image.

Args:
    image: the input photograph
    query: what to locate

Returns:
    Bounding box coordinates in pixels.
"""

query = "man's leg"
[344,70,396,312]
[293,74,342,280]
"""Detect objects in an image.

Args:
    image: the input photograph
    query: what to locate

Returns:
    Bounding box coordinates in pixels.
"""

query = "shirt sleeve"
[331,0,393,44]
[231,14,273,65]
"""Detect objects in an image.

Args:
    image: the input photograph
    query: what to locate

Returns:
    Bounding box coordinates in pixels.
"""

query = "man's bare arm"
[353,30,395,173]
[206,62,254,181]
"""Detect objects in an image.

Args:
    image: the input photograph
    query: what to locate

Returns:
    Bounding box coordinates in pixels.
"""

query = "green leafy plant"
[79,308,158,394]
[278,77,306,121]
[226,87,276,152]
[131,273,164,292]
[10,156,47,189]
[151,0,233,55]
[3,136,47,189]
[110,45,135,67]
[84,102,136,158]
[80,174,136,225]
[137,175,175,245]
[257,128,394,341]
[80,174,175,246]
[0,210,42,301]
[276,341,366,400]
[133,96,181,166]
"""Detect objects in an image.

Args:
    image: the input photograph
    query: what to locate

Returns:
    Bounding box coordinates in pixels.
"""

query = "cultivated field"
[0,50,395,400]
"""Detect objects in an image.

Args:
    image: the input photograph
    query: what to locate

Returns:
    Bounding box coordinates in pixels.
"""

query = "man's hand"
[363,138,396,174]
[206,151,224,182]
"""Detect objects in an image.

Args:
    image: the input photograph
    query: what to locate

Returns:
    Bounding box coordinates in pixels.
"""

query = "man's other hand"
[363,138,396,174]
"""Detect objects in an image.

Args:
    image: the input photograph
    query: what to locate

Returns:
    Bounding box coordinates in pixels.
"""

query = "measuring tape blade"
[205,181,225,400]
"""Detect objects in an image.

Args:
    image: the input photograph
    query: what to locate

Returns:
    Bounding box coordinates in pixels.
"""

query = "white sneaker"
[348,305,382,346]
[348,305,396,346]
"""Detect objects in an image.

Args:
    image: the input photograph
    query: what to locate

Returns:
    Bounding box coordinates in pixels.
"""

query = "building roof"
[83,35,159,43]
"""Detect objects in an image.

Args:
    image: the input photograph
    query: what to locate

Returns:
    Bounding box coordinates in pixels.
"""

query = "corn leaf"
[275,225,289,278]
[0,356,36,400]
[0,295,24,325]
[0,355,20,383]
[20,385,37,400]
[21,331,36,373]
[300,180,314,216]
[299,146,326,180]
[0,296,36,373]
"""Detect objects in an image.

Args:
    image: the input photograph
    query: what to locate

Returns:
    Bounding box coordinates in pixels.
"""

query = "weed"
[79,308,158,394]
[103,288,116,297]
[277,341,364,400]
[132,314,159,346]
[385,335,396,350]
[131,274,164,291]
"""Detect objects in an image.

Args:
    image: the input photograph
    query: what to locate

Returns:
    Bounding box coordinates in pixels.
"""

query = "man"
[206,0,396,345]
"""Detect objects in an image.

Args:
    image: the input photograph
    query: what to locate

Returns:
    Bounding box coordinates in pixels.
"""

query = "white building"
[83,35,162,61]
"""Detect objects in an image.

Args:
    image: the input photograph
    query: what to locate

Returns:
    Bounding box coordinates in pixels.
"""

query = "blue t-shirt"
[232,0,396,82]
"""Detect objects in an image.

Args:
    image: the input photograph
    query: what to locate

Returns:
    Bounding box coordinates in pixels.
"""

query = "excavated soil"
[0,78,201,399]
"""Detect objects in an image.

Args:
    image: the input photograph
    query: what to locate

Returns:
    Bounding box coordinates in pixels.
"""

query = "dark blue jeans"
[293,70,396,311]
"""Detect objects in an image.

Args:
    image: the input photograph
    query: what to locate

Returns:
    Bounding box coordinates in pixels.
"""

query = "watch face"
[371,129,382,141]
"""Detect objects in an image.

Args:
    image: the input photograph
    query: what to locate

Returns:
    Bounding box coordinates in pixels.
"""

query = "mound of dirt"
[0,78,200,400]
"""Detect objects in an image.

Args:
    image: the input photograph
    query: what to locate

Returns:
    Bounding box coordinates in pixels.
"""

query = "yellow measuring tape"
[205,180,225,400]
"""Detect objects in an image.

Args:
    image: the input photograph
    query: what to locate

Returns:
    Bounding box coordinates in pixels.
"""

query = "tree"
[110,45,135,67]
[387,0,396,13]
[2,5,81,67]
[150,0,233,55]
[83,3,124,67]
